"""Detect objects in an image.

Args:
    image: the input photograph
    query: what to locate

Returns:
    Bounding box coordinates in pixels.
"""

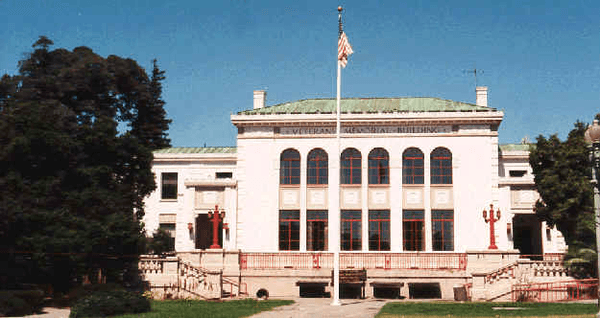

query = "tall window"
[280,149,300,185]
[307,149,328,185]
[341,210,361,251]
[158,223,176,251]
[403,148,424,184]
[161,172,178,199]
[431,147,452,184]
[403,210,424,251]
[307,210,328,251]
[369,210,390,251]
[368,148,389,185]
[432,210,454,251]
[341,148,361,185]
[279,210,300,250]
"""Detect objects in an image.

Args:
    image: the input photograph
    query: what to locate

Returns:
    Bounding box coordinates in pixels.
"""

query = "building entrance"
[512,214,542,259]
[195,214,222,249]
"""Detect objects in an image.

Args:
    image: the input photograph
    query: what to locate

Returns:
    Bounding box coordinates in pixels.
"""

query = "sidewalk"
[249,298,390,318]
[14,307,70,318]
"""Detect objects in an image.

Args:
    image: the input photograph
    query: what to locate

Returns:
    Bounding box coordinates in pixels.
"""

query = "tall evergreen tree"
[529,116,600,277]
[0,37,171,291]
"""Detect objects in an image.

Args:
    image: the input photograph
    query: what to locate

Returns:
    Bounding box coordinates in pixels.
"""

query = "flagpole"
[332,5,343,307]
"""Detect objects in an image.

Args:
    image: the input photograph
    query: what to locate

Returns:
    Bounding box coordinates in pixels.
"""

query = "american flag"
[338,32,353,68]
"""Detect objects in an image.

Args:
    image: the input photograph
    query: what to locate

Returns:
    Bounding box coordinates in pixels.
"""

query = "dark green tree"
[529,116,599,277]
[0,36,171,292]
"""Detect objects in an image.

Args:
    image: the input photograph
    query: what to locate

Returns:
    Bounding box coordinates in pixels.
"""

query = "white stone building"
[140,88,569,301]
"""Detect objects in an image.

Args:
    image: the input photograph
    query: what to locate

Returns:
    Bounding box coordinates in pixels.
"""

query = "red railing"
[239,252,467,270]
[511,279,598,302]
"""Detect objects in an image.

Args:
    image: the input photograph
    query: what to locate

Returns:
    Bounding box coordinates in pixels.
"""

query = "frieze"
[279,125,452,135]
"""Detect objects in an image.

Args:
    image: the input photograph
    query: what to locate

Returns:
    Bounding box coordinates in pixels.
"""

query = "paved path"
[250,298,390,318]
[14,307,70,318]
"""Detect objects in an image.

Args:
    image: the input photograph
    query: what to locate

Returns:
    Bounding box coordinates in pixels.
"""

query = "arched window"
[403,148,424,184]
[368,148,389,184]
[280,149,300,185]
[341,148,361,185]
[307,148,328,185]
[430,147,452,184]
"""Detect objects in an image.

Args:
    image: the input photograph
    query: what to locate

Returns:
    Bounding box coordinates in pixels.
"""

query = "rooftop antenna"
[464,67,484,87]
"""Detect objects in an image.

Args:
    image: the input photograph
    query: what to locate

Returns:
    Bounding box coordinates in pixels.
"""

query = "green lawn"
[376,302,597,317]
[114,299,293,318]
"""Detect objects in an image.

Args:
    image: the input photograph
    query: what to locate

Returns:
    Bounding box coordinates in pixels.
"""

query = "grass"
[114,299,294,318]
[376,302,597,317]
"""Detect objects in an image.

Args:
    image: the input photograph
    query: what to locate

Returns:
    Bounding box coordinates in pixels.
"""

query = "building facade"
[141,88,568,300]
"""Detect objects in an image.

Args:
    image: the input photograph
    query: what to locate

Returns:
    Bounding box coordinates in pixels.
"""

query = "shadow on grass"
[114,299,294,318]
[375,302,597,317]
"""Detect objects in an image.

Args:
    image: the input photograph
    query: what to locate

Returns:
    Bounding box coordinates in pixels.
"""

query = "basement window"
[408,283,441,299]
[216,172,233,179]
[509,170,527,177]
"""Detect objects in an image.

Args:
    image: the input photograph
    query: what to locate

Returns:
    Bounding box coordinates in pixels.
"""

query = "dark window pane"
[161,173,178,199]
[280,149,301,185]
[430,148,452,184]
[403,210,424,251]
[279,210,300,251]
[341,210,361,250]
[341,148,361,185]
[403,148,424,185]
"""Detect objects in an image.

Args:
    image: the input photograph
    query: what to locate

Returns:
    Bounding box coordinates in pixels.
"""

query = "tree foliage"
[0,37,171,292]
[529,116,600,277]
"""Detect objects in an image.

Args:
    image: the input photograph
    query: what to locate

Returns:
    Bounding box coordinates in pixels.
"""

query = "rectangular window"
[369,210,390,251]
[403,210,424,251]
[279,210,300,251]
[341,210,362,251]
[509,170,527,177]
[158,223,176,251]
[216,172,233,179]
[161,173,178,199]
[307,210,328,251]
[432,210,454,251]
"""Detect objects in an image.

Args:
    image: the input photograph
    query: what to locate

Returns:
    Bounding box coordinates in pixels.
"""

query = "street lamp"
[483,204,501,250]
[207,205,226,249]
[584,119,600,316]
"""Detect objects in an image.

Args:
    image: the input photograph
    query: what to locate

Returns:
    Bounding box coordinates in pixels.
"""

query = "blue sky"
[2,0,599,147]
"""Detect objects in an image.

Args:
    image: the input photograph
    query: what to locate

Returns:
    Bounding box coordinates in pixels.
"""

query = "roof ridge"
[237,97,494,115]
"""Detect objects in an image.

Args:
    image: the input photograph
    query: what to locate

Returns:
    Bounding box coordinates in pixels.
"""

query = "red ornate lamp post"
[483,204,501,250]
[207,205,225,249]
[584,119,600,317]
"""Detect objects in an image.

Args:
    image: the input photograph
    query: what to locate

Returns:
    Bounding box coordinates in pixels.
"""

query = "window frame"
[161,172,178,200]
[158,223,176,252]
[368,210,390,251]
[430,147,452,185]
[432,210,454,251]
[341,148,362,185]
[307,149,328,185]
[341,210,362,251]
[279,210,300,251]
[403,148,424,185]
[307,210,328,251]
[368,148,390,185]
[403,210,425,251]
[280,149,301,185]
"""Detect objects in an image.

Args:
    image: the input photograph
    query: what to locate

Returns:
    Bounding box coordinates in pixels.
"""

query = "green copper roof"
[238,97,496,115]
[499,144,534,152]
[154,147,237,154]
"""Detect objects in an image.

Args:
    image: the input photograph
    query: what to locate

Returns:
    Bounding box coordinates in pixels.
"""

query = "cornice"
[231,111,504,127]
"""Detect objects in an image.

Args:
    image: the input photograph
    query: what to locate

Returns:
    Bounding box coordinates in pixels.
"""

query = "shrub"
[69,290,150,318]
[148,228,175,255]
[67,283,125,305]
[0,289,45,316]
